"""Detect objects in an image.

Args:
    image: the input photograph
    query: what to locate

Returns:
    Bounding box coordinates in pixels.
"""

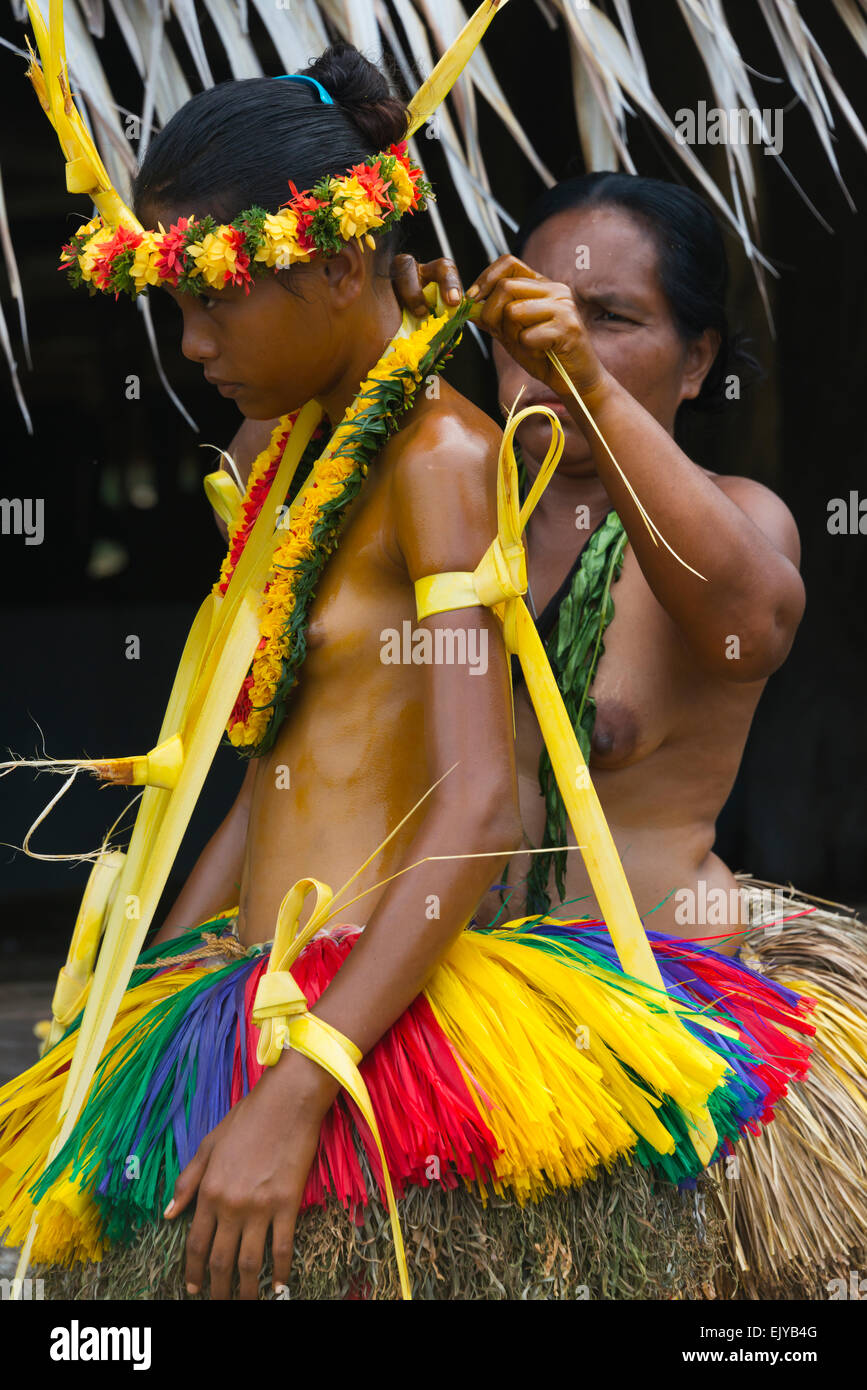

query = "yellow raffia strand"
[223,306,453,749]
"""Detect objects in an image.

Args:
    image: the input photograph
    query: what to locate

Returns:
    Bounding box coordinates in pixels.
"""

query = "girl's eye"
[202,297,220,311]
[598,309,628,323]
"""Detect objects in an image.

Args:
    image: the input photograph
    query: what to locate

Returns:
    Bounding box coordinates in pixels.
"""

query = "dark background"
[0,0,865,980]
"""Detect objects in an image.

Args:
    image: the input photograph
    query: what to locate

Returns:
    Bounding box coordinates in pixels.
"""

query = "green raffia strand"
[243,300,472,759]
[523,500,628,916]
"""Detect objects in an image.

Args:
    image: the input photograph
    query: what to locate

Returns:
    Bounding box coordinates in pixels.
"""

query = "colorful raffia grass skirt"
[0,910,814,1295]
[713,879,867,1300]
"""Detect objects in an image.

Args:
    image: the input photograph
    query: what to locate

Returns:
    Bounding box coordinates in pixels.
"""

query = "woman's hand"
[467,255,611,403]
[164,1052,337,1300]
[391,253,464,315]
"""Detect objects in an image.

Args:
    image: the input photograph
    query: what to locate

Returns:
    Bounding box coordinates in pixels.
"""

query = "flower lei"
[60,142,431,299]
[217,299,472,756]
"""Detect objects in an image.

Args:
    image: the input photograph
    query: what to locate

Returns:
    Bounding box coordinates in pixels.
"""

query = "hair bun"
[302,42,408,150]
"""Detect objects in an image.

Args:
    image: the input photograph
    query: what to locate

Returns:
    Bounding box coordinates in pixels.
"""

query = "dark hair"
[515,172,761,413]
[132,43,408,265]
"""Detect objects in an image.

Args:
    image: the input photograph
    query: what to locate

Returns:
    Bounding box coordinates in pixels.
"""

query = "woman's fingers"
[466,254,544,302]
[479,280,568,341]
[391,254,428,315]
[418,256,463,305]
[238,1217,271,1302]
[271,1213,297,1298]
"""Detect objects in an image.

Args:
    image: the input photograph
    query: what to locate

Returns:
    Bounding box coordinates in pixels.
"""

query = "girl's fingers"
[184,1198,217,1296]
[419,257,463,305]
[391,254,428,315]
[165,1142,211,1218]
[206,1216,243,1301]
[271,1213,297,1298]
[238,1218,271,1302]
[467,254,544,301]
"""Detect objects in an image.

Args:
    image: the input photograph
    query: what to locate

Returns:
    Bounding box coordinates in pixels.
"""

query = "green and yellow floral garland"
[60,142,430,298]
[217,298,471,756]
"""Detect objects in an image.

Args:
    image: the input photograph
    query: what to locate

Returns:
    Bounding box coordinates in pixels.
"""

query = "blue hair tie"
[274,73,334,106]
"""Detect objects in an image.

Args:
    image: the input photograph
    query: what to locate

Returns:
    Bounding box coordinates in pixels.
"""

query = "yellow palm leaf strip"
[13,589,269,1286]
[406,1,510,137]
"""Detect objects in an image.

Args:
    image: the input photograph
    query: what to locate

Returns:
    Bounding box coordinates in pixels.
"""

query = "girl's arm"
[167,411,522,1299]
[469,256,805,684]
[154,762,257,943]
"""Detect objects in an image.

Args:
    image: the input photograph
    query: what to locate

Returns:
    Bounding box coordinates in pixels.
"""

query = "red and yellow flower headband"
[60,142,431,299]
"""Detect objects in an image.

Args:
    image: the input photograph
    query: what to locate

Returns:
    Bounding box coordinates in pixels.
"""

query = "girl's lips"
[215,382,243,398]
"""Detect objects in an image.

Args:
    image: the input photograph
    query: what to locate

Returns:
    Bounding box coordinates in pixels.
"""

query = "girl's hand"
[467,255,611,403]
[165,1053,336,1300]
[391,253,464,316]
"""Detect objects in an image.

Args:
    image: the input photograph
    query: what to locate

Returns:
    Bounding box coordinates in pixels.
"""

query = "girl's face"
[494,205,718,474]
[144,202,375,419]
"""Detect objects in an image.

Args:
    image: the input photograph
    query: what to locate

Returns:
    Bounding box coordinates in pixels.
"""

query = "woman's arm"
[154,762,257,944]
[469,256,806,684]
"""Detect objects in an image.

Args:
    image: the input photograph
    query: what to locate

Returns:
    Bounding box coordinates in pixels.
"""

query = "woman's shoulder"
[709,471,801,568]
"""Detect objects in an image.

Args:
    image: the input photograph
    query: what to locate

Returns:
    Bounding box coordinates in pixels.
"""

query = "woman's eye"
[598,309,628,323]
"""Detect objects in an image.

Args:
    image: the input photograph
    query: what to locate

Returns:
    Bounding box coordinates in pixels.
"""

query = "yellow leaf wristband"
[253,878,412,1300]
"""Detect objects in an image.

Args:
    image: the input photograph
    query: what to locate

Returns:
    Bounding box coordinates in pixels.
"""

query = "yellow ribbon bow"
[253,879,413,1300]
[415,402,721,1162]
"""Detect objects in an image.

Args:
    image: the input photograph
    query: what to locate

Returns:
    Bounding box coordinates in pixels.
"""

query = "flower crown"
[60,141,431,299]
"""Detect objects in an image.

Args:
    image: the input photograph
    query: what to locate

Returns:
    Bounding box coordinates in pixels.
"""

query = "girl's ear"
[680,327,721,402]
[318,239,367,309]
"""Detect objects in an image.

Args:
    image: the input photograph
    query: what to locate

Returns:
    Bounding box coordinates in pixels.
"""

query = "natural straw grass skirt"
[36,1156,727,1301]
[713,877,867,1300]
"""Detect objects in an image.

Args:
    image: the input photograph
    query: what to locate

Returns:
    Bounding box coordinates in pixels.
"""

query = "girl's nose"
[180,311,218,365]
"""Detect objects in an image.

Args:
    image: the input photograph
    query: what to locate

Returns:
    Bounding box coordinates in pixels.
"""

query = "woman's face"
[143,202,365,419]
[493,204,716,474]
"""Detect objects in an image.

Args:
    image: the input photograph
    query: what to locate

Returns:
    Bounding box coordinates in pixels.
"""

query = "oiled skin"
[237,382,518,954]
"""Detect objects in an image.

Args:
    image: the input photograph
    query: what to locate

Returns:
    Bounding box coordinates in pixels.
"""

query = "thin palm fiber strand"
[712,881,867,1299]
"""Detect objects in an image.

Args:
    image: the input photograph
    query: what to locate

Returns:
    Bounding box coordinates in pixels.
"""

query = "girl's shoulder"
[386,378,501,485]
[384,381,503,578]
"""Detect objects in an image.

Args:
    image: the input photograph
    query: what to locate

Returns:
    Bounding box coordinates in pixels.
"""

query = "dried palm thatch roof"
[2,0,867,430]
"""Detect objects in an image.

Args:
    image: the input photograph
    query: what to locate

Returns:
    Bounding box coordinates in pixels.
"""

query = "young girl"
[1,42,815,1300]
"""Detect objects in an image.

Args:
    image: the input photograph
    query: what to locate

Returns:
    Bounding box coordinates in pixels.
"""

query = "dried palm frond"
[3,0,867,425]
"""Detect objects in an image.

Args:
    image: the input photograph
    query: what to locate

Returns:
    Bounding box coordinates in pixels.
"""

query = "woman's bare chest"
[523,542,680,771]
